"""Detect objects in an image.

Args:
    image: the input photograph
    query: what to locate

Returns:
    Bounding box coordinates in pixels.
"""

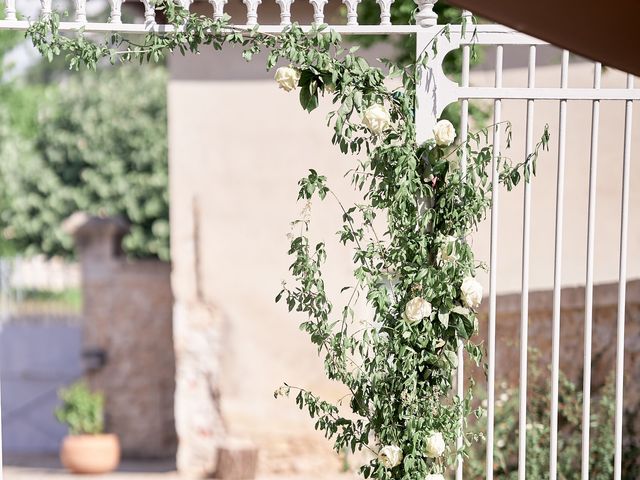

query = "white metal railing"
[415,17,638,480]
[0,1,638,480]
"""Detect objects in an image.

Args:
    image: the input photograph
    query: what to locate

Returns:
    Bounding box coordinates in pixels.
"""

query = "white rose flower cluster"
[274,66,300,92]
[424,431,446,458]
[403,296,432,324]
[461,276,483,309]
[362,104,391,135]
[433,119,456,146]
[378,445,402,468]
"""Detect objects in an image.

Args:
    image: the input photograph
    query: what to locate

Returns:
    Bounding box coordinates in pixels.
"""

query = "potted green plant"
[55,381,121,474]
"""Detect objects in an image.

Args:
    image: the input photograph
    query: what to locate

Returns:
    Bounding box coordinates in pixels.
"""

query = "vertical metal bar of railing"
[486,44,503,480]
[518,44,536,480]
[613,73,634,480]
[549,49,569,480]
[581,61,602,480]
[456,11,472,480]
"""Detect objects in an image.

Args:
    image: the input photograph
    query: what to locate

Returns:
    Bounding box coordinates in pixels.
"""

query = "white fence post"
[414,0,437,144]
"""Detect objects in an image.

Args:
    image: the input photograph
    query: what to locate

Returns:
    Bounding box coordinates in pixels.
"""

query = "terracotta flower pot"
[60,433,121,474]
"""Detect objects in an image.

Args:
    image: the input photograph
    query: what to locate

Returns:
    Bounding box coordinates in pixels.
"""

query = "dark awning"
[446,0,640,76]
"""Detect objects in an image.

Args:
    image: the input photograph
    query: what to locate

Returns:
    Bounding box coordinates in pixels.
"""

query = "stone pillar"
[170,198,228,477]
[64,213,177,458]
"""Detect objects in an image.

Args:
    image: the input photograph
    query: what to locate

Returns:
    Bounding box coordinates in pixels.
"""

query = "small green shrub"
[464,356,620,479]
[55,381,105,435]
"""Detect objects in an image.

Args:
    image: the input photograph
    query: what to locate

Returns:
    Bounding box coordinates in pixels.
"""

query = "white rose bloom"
[378,445,403,468]
[433,119,456,146]
[424,432,446,458]
[425,475,445,480]
[362,104,391,135]
[461,276,483,309]
[403,296,432,324]
[274,66,300,92]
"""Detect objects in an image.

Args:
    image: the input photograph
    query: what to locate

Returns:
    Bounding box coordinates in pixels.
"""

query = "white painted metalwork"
[614,73,633,480]
[485,44,503,480]
[0,2,639,480]
[581,61,601,480]
[549,49,569,480]
[518,43,536,480]
[455,12,471,480]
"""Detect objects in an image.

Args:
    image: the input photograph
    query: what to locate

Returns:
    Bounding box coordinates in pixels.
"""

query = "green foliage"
[55,381,105,435]
[18,287,83,312]
[25,6,549,478]
[0,4,23,81]
[464,360,621,479]
[0,65,170,260]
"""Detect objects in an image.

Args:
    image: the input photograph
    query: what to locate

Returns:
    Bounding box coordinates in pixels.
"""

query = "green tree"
[0,65,170,260]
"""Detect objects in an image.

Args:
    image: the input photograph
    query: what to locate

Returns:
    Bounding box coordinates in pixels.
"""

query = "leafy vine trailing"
[25,4,550,479]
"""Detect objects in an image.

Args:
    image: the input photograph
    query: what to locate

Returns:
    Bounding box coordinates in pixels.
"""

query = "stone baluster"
[342,0,361,26]
[141,0,156,24]
[243,0,261,26]
[377,0,393,25]
[108,0,123,23]
[309,0,327,24]
[276,0,294,25]
[5,0,16,20]
[414,0,437,27]
[209,0,228,20]
[74,0,87,22]
[40,0,52,19]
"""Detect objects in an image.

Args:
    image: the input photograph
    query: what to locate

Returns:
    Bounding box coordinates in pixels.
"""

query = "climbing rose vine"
[25,3,550,478]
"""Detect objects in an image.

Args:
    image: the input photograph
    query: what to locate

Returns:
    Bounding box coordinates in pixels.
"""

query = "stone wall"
[477,279,640,416]
[64,213,177,459]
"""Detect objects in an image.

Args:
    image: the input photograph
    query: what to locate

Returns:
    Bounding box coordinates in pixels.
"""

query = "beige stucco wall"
[168,39,640,474]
